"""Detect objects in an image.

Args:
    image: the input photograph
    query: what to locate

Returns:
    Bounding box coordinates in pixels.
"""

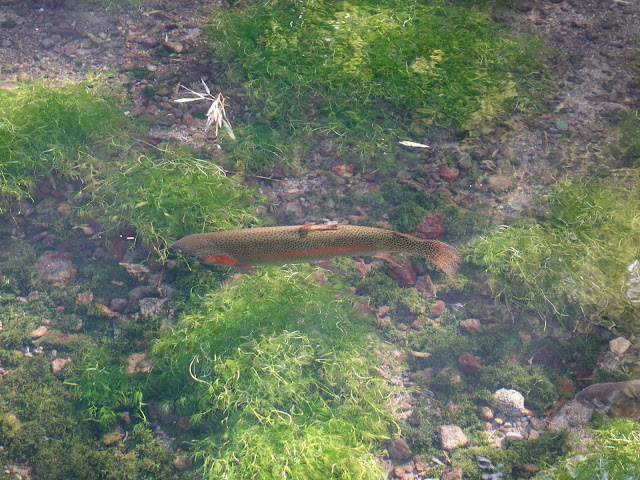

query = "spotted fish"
[171,224,462,277]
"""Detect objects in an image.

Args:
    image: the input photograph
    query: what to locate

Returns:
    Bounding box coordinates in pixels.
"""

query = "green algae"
[207,0,547,172]
[151,267,393,479]
[470,170,640,334]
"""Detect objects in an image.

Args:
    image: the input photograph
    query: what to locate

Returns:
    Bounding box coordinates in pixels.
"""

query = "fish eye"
[188,254,199,260]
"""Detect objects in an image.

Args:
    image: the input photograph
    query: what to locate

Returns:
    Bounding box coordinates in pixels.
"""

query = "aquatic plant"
[0,81,128,210]
[152,267,393,479]
[470,171,640,334]
[545,419,640,479]
[81,146,258,261]
[207,0,547,171]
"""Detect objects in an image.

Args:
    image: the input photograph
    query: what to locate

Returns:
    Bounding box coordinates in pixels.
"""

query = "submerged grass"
[208,0,547,171]
[152,267,393,479]
[0,81,128,209]
[0,81,258,258]
[81,145,258,261]
[546,419,640,479]
[470,170,640,334]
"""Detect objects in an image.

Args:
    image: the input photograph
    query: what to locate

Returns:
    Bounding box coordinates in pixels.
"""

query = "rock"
[109,298,128,313]
[486,175,514,193]
[478,406,494,421]
[415,274,436,298]
[458,353,482,375]
[416,214,446,239]
[454,151,473,169]
[411,318,426,330]
[51,357,71,374]
[36,253,75,287]
[459,318,482,333]
[388,259,417,286]
[173,454,190,470]
[428,300,446,318]
[439,164,459,181]
[139,297,168,317]
[440,467,463,480]
[388,438,413,461]
[493,388,530,417]
[514,463,539,479]
[164,40,184,53]
[126,351,153,374]
[393,466,405,479]
[438,425,468,450]
[609,336,631,356]
[57,202,73,214]
[30,326,48,339]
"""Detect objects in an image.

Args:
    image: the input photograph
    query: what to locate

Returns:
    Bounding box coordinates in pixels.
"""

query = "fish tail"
[414,238,462,278]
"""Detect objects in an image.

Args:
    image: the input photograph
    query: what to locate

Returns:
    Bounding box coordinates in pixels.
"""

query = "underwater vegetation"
[0,81,258,258]
[151,267,394,479]
[0,81,128,209]
[470,170,640,334]
[207,0,547,171]
[545,418,640,479]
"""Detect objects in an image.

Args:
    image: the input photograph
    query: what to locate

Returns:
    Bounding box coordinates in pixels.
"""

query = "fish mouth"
[171,242,182,254]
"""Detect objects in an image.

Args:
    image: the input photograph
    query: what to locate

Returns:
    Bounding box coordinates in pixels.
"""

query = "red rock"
[388,259,417,286]
[388,438,413,461]
[411,318,426,330]
[439,164,460,181]
[428,300,446,318]
[459,318,482,334]
[416,214,446,239]
[415,274,436,298]
[51,357,71,375]
[333,163,354,178]
[458,353,482,375]
[393,466,405,479]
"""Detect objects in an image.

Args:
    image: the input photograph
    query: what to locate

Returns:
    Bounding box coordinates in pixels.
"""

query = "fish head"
[171,234,240,267]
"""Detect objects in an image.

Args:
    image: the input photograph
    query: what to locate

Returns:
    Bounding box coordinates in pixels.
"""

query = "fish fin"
[428,240,462,278]
[298,223,339,238]
[299,223,339,231]
[232,264,255,273]
[392,231,414,240]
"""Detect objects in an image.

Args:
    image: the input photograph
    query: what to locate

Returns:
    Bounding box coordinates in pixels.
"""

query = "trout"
[172,224,462,277]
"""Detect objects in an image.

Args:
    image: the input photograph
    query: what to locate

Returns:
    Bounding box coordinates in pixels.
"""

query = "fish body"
[172,224,462,277]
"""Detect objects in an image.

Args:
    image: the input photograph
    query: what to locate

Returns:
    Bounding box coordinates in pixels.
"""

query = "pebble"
[428,300,445,318]
[388,438,413,461]
[609,336,631,356]
[478,406,494,421]
[459,318,482,333]
[486,175,515,193]
[30,326,48,339]
[458,353,482,375]
[51,357,71,375]
[493,388,529,417]
[388,259,417,286]
[416,213,446,239]
[438,424,468,450]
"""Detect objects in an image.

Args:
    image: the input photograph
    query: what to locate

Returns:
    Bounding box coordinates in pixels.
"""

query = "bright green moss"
[81,146,259,261]
[152,267,393,479]
[470,171,640,335]
[207,0,547,171]
[0,81,129,209]
[545,419,640,479]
